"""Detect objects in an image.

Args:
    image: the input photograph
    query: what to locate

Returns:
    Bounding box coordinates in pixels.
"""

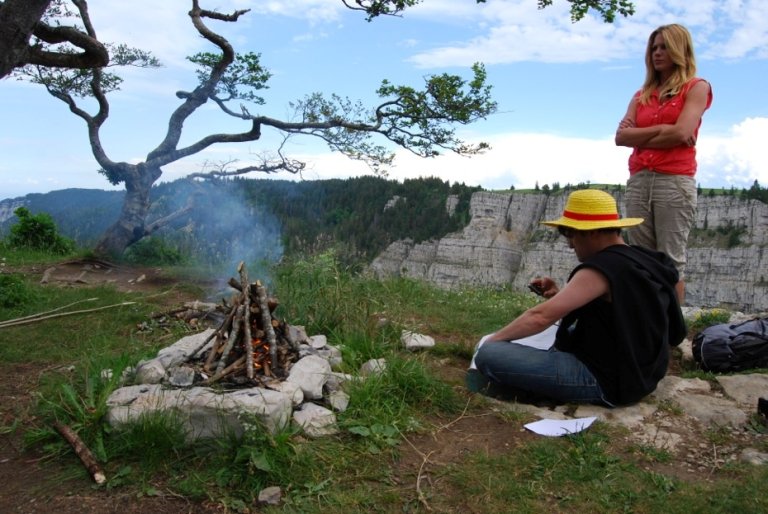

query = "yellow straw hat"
[541,189,643,231]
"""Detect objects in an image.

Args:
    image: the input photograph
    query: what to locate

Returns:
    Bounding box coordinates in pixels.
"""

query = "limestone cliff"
[370,191,768,311]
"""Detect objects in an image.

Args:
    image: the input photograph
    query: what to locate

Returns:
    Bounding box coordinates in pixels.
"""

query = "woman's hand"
[618,117,635,130]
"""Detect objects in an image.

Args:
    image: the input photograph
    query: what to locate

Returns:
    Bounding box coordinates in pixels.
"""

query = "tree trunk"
[93,163,159,257]
[0,0,52,78]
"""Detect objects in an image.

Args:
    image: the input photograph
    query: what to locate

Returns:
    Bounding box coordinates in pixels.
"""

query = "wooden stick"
[238,262,255,380]
[0,298,98,327]
[227,277,243,291]
[203,332,224,373]
[186,327,219,361]
[53,422,106,485]
[202,301,240,371]
[215,305,244,375]
[255,280,278,375]
[188,303,239,361]
[201,355,247,385]
[0,302,136,329]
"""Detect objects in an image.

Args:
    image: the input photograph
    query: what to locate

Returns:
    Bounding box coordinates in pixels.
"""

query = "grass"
[2,247,768,512]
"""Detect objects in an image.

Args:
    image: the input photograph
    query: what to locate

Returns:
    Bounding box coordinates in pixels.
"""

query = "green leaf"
[250,453,272,472]
[348,425,372,437]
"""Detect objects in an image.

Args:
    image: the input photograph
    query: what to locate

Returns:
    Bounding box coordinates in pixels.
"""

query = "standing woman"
[615,24,712,303]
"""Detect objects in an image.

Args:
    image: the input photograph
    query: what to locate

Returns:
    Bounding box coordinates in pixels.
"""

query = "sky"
[1,0,767,200]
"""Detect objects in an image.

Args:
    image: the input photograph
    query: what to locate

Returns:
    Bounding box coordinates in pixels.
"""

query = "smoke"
[150,179,284,295]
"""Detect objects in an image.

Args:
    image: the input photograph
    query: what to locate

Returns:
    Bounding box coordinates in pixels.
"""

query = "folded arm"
[615,81,711,149]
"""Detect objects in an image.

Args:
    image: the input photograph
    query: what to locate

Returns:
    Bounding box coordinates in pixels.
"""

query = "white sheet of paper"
[468,323,558,370]
[513,323,558,350]
[523,416,597,437]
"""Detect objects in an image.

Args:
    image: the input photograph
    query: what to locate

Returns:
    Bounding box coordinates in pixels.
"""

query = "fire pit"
[106,263,347,440]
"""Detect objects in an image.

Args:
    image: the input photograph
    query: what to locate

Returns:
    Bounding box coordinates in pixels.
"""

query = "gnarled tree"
[10,0,634,257]
[0,0,107,78]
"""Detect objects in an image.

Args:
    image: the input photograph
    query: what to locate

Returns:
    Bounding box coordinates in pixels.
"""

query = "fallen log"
[53,422,106,485]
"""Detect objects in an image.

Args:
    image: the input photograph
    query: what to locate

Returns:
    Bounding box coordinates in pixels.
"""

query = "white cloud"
[697,117,768,187]
[404,0,768,67]
[272,116,768,191]
[245,1,344,24]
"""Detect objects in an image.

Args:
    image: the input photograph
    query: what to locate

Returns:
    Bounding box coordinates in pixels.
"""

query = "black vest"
[555,245,686,405]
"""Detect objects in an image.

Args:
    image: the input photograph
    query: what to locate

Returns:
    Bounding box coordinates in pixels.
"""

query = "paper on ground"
[524,416,597,437]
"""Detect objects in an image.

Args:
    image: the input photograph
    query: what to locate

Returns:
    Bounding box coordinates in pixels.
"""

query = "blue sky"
[1,0,767,200]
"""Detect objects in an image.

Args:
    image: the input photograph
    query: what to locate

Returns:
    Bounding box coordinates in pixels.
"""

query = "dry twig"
[53,422,106,485]
[0,302,136,329]
[0,297,98,327]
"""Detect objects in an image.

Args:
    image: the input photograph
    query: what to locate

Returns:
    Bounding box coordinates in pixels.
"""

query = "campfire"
[158,262,302,387]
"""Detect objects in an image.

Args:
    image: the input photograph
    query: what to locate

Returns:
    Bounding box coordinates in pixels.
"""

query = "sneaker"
[465,369,491,393]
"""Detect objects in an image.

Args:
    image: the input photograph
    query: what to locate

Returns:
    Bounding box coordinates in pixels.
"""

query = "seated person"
[467,189,686,407]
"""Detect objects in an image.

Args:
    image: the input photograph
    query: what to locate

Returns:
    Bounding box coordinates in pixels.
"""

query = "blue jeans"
[472,341,611,406]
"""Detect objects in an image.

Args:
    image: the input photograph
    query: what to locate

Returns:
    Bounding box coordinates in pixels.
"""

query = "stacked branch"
[186,262,298,386]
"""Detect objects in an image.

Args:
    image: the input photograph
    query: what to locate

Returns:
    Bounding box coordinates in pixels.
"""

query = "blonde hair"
[638,24,697,104]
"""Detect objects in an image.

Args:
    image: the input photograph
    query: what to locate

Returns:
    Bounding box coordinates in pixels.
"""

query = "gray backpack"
[692,318,768,372]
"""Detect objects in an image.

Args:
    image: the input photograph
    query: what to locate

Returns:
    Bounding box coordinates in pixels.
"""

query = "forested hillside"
[0,176,481,268]
[238,176,478,263]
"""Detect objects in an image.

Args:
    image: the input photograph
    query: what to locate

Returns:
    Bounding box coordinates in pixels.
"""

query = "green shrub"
[687,308,732,333]
[6,207,74,254]
[123,236,185,266]
[0,273,36,309]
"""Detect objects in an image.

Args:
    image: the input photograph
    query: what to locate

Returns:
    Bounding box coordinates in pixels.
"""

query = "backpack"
[692,318,768,372]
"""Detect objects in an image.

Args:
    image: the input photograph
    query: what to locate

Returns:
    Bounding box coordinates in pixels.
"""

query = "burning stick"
[255,280,279,375]
[53,422,106,485]
[202,300,240,372]
[201,355,247,385]
[188,326,219,361]
[238,262,255,380]
[215,305,244,376]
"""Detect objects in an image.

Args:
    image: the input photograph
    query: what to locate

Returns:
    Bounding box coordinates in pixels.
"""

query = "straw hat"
[541,189,643,231]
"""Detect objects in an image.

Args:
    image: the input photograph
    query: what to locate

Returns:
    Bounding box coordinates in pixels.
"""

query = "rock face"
[370,191,768,311]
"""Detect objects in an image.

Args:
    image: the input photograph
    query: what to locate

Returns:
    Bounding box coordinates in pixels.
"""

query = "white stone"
[156,328,216,368]
[651,376,711,402]
[741,449,768,466]
[168,365,195,387]
[286,355,331,400]
[316,345,343,369]
[134,329,216,384]
[573,402,657,429]
[106,385,292,440]
[267,380,304,406]
[292,403,338,438]
[360,358,387,376]
[325,372,355,391]
[716,373,768,407]
[258,486,282,505]
[309,334,327,349]
[134,359,166,384]
[328,390,350,412]
[401,330,435,351]
[673,393,748,427]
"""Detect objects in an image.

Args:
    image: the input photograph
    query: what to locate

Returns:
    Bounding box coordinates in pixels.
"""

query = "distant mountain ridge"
[6,182,765,311]
[0,188,125,246]
[0,177,479,266]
